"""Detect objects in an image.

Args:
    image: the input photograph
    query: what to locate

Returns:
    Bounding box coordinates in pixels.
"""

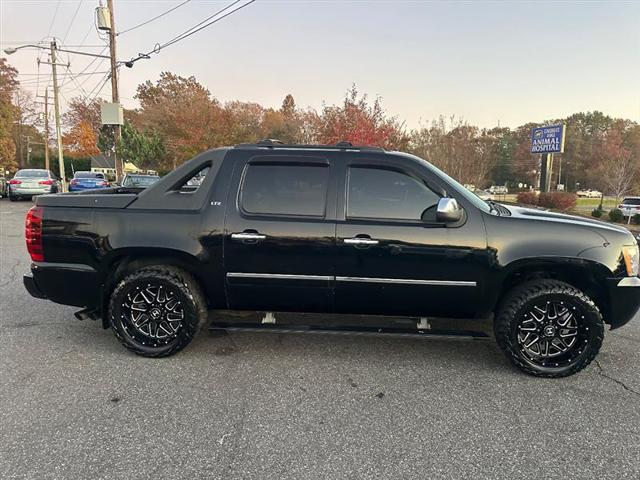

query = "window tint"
[241,163,328,217]
[622,198,640,206]
[74,171,102,178]
[347,167,440,220]
[16,170,48,178]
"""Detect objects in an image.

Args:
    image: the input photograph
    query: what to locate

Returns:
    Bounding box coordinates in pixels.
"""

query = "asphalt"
[0,198,639,480]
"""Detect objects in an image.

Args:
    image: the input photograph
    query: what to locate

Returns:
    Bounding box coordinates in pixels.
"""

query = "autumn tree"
[0,58,19,172]
[314,85,408,149]
[135,72,224,169]
[63,120,100,158]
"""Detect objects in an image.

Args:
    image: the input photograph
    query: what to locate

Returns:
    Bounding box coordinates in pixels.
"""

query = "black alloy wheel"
[109,266,207,357]
[495,279,604,377]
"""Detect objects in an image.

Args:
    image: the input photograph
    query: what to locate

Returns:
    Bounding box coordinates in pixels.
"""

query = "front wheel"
[108,266,207,357]
[494,279,604,378]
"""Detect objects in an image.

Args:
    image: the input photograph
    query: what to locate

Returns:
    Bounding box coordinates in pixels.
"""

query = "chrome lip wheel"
[517,301,586,367]
[121,283,184,347]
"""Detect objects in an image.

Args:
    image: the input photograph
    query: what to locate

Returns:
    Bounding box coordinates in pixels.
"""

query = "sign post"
[531,124,565,192]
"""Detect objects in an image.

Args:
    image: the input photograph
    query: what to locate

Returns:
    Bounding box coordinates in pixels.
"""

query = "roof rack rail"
[234,140,384,152]
[256,138,285,146]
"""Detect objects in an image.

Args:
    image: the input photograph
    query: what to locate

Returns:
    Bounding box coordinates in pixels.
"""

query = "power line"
[126,0,255,66]
[47,0,62,38]
[62,0,84,44]
[118,0,192,36]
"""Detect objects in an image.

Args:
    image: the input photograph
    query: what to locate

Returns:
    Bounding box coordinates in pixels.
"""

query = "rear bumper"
[24,262,101,308]
[606,277,640,329]
[10,186,52,195]
[23,274,46,299]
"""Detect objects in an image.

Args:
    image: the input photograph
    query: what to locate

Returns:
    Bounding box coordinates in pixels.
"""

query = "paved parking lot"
[1,198,639,480]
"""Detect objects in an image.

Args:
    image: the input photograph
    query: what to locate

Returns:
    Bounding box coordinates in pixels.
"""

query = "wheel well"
[495,264,609,319]
[100,252,211,328]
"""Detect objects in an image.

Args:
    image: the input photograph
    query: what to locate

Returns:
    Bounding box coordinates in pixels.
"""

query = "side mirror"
[436,197,463,223]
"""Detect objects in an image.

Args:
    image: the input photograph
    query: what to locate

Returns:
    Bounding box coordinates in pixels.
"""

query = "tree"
[117,121,165,170]
[595,121,637,200]
[63,120,100,158]
[135,72,224,169]
[0,58,19,173]
[314,85,408,149]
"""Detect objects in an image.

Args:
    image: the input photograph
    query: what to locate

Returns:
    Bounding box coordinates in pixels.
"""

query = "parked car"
[121,174,160,188]
[23,141,640,378]
[473,189,494,201]
[619,197,640,217]
[69,171,110,192]
[489,185,508,195]
[577,189,602,198]
[0,176,7,198]
[8,169,61,201]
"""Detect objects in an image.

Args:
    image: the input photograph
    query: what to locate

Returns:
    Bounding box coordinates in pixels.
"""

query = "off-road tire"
[494,279,604,378]
[108,265,207,357]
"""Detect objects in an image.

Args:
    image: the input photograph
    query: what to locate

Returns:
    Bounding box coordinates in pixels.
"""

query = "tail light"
[25,206,44,262]
[9,179,21,185]
[39,179,53,185]
[99,181,109,186]
[70,179,78,186]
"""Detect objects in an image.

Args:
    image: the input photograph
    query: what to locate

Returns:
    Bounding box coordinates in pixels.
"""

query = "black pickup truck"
[23,141,640,377]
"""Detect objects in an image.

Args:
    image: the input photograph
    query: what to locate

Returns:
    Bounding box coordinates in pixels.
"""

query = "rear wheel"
[108,266,207,357]
[494,279,604,378]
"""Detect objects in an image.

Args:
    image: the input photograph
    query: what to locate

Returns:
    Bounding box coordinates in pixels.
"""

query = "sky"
[1,0,639,129]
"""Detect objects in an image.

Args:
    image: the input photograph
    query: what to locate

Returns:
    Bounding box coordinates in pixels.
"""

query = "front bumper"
[606,277,640,329]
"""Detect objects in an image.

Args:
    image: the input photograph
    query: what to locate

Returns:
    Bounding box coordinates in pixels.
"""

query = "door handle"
[344,237,379,246]
[231,232,266,242]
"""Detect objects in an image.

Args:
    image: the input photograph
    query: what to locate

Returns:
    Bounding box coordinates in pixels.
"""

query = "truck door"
[334,154,488,319]
[223,150,338,313]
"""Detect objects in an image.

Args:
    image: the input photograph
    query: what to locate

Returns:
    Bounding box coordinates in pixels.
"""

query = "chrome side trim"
[335,276,477,287]
[226,273,476,286]
[618,277,640,287]
[226,273,332,281]
[32,262,97,272]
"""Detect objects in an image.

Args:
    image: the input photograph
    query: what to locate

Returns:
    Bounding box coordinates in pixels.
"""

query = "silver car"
[8,169,61,201]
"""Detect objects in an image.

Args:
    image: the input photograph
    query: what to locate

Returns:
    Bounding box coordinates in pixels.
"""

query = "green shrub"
[609,208,624,223]
[538,192,577,211]
[633,214,640,225]
[591,208,603,218]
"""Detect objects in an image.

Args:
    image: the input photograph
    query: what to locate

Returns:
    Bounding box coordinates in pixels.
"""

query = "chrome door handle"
[344,237,379,245]
[231,232,266,241]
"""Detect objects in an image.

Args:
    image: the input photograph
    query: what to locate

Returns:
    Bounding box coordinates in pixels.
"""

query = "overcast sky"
[1,0,639,129]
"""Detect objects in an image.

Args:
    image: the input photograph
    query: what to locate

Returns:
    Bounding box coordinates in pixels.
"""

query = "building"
[90,154,157,178]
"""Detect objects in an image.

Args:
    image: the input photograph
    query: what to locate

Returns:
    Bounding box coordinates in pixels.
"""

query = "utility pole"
[36,88,50,171]
[107,0,123,183]
[50,40,67,191]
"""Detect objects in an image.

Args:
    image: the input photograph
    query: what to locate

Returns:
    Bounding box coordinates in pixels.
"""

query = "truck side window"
[347,166,440,221]
[240,163,329,217]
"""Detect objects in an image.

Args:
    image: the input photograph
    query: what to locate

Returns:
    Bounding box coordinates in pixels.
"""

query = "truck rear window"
[240,163,329,217]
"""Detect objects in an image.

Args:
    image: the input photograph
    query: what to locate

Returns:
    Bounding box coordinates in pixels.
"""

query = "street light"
[4,44,111,59]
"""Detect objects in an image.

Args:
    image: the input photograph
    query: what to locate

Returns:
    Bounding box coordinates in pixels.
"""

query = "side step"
[208,310,491,340]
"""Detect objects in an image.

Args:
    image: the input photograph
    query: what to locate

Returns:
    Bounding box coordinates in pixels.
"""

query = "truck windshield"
[398,153,492,213]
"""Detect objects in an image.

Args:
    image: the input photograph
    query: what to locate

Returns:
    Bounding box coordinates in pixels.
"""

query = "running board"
[208,310,491,340]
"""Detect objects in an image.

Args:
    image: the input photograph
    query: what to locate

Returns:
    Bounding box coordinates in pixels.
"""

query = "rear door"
[334,154,488,319]
[223,150,339,313]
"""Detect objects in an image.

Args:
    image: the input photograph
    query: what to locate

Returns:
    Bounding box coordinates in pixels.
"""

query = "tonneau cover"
[35,192,138,209]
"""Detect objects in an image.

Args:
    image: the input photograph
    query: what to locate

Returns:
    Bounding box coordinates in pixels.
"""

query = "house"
[90,154,157,178]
